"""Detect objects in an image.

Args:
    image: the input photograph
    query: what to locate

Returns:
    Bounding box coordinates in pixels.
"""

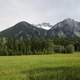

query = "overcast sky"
[0,0,80,31]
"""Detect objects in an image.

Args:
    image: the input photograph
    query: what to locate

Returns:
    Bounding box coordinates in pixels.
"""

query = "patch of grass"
[0,54,80,80]
[27,67,80,80]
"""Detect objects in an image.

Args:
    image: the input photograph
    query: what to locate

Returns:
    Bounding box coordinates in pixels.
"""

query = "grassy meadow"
[0,54,80,80]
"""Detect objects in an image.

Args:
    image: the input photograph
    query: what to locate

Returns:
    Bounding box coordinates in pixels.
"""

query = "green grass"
[0,54,80,80]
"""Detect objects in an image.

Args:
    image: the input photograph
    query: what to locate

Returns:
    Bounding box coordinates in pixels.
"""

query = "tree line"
[0,37,80,55]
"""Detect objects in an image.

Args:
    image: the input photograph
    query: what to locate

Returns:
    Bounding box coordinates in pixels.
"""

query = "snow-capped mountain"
[36,23,53,30]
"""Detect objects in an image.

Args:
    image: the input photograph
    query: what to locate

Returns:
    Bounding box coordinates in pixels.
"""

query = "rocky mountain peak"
[48,18,80,38]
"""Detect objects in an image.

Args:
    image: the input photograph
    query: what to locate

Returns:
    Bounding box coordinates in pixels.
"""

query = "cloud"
[0,0,80,31]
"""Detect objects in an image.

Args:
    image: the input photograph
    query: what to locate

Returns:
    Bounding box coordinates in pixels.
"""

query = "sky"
[0,0,80,31]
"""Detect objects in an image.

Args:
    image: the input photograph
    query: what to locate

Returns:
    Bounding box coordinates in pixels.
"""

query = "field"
[0,54,80,80]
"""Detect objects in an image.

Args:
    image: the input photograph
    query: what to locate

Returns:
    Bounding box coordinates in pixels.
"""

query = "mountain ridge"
[0,18,80,39]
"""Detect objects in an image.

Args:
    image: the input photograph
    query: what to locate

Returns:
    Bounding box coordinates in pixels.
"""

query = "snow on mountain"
[36,23,52,30]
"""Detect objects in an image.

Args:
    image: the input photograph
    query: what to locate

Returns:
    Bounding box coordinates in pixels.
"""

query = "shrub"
[64,44,74,53]
[53,44,74,53]
[53,45,65,53]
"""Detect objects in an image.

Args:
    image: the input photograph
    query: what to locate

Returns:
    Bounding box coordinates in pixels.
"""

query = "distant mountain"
[0,21,47,39]
[36,23,52,30]
[48,18,80,38]
[0,18,80,39]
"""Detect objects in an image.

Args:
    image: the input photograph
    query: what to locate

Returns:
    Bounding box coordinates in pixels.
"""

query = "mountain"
[36,23,52,30]
[0,21,47,39]
[0,18,80,39]
[48,18,80,38]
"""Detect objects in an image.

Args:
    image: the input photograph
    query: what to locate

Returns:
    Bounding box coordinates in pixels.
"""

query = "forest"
[0,37,80,56]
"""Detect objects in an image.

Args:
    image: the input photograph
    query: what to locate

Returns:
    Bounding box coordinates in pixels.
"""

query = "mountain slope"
[0,18,80,39]
[0,21,47,39]
[48,18,80,38]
